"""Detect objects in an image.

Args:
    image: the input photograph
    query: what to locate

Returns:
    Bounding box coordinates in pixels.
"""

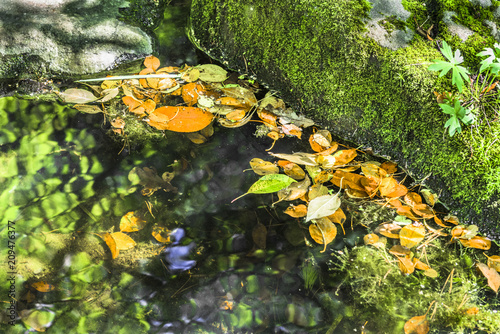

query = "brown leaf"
[330,170,365,192]
[146,106,214,132]
[375,223,401,239]
[476,262,500,293]
[249,158,279,175]
[331,148,357,165]
[412,204,435,219]
[252,222,267,249]
[380,161,398,174]
[281,162,306,180]
[404,192,423,207]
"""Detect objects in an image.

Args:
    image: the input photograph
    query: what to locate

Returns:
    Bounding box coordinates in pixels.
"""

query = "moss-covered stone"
[188,0,500,239]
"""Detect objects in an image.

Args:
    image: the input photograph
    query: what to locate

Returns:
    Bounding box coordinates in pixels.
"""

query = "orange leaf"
[379,177,408,198]
[249,158,279,175]
[404,192,423,207]
[282,162,306,180]
[433,216,450,228]
[389,244,412,257]
[380,161,398,174]
[398,256,416,275]
[476,262,500,293]
[314,143,339,156]
[146,106,214,132]
[331,148,357,165]
[363,233,379,245]
[360,176,380,197]
[330,170,365,192]
[375,223,401,239]
[396,206,421,220]
[281,123,302,139]
[98,232,119,259]
[444,214,460,225]
[412,257,431,271]
[120,211,147,232]
[412,203,435,219]
[309,217,337,253]
[152,226,171,243]
[284,204,308,218]
[111,232,136,251]
[486,255,500,272]
[139,68,155,88]
[460,236,491,250]
[182,82,206,106]
[144,55,160,71]
[226,109,247,121]
[404,315,429,334]
[257,109,278,127]
[32,281,55,292]
[216,96,247,108]
[314,170,333,184]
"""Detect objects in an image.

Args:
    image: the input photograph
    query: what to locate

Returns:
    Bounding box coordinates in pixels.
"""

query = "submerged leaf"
[404,315,429,334]
[476,262,500,293]
[309,217,337,252]
[111,232,136,251]
[120,211,147,232]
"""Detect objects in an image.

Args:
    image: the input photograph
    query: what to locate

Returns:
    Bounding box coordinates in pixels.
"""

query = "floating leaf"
[111,232,136,251]
[284,204,308,218]
[197,64,228,82]
[421,189,439,206]
[375,223,401,239]
[404,315,429,334]
[249,158,279,175]
[486,255,500,272]
[152,226,171,243]
[361,161,383,178]
[128,166,177,196]
[144,55,161,71]
[379,177,408,198]
[412,204,435,219]
[460,236,491,250]
[269,152,317,166]
[277,175,310,202]
[32,281,55,292]
[120,211,147,232]
[146,106,214,132]
[476,262,500,293]
[281,161,306,180]
[398,256,416,275]
[95,87,119,103]
[59,88,98,103]
[306,193,341,222]
[328,207,346,234]
[309,217,337,252]
[380,161,398,174]
[232,174,297,202]
[400,222,426,248]
[404,192,423,207]
[330,170,365,192]
[308,183,329,200]
[331,148,357,165]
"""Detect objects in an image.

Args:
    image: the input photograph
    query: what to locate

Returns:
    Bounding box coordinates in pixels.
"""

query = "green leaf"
[306,194,341,222]
[440,41,454,62]
[438,103,455,115]
[232,174,296,202]
[428,61,452,74]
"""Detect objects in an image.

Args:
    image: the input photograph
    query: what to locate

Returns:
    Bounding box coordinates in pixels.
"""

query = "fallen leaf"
[269,152,317,166]
[476,262,500,293]
[59,88,98,103]
[460,236,491,250]
[309,217,337,252]
[197,64,228,82]
[146,106,214,132]
[412,258,431,271]
[144,55,161,71]
[111,232,136,251]
[284,204,308,218]
[281,161,306,180]
[252,222,267,249]
[308,183,329,200]
[249,158,279,175]
[306,193,341,222]
[363,233,379,245]
[398,256,416,275]
[330,170,365,192]
[73,104,103,114]
[232,174,297,202]
[375,223,401,239]
[380,161,398,174]
[412,204,435,219]
[404,315,429,334]
[277,175,310,202]
[389,244,412,257]
[98,232,119,259]
[404,192,423,207]
[120,211,147,232]
[400,222,426,248]
[152,226,171,243]
[486,255,500,272]
[331,148,357,165]
[420,189,439,206]
[181,82,206,106]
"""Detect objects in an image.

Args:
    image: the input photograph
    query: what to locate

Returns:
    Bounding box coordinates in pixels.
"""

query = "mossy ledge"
[188,0,500,239]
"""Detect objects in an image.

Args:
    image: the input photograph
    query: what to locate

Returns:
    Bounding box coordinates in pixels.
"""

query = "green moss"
[189,0,500,237]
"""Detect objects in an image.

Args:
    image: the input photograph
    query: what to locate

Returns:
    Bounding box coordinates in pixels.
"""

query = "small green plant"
[428,41,469,93]
[477,43,500,74]
[438,99,475,136]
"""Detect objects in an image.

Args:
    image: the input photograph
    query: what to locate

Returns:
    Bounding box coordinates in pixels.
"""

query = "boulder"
[0,0,167,96]
[189,0,500,238]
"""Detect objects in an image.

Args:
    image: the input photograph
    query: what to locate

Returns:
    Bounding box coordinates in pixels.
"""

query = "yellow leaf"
[249,158,279,175]
[476,262,500,293]
[98,232,119,259]
[120,211,147,232]
[152,226,171,243]
[111,232,136,251]
[309,217,337,253]
[284,204,308,218]
[460,236,491,250]
[404,315,429,334]
[400,222,426,248]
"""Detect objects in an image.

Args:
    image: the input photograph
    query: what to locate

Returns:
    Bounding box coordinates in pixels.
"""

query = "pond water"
[1,2,500,334]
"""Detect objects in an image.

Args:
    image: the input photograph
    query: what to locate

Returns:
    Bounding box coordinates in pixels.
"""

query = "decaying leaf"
[375,222,401,239]
[364,233,379,246]
[485,255,500,272]
[59,88,98,103]
[380,161,398,174]
[31,282,55,293]
[309,217,337,252]
[73,104,103,114]
[476,262,500,293]
[269,152,317,166]
[460,236,491,250]
[280,161,306,180]
[421,189,439,207]
[197,64,228,82]
[252,222,267,249]
[277,175,310,202]
[128,166,177,196]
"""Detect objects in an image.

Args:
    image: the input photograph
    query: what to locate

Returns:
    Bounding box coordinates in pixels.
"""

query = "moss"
[189,0,500,237]
[331,243,500,333]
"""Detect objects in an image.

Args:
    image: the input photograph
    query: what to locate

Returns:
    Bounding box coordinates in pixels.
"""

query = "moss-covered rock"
[188,0,500,239]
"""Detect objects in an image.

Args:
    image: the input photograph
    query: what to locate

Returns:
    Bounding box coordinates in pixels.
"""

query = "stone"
[0,0,166,96]
[189,0,500,238]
